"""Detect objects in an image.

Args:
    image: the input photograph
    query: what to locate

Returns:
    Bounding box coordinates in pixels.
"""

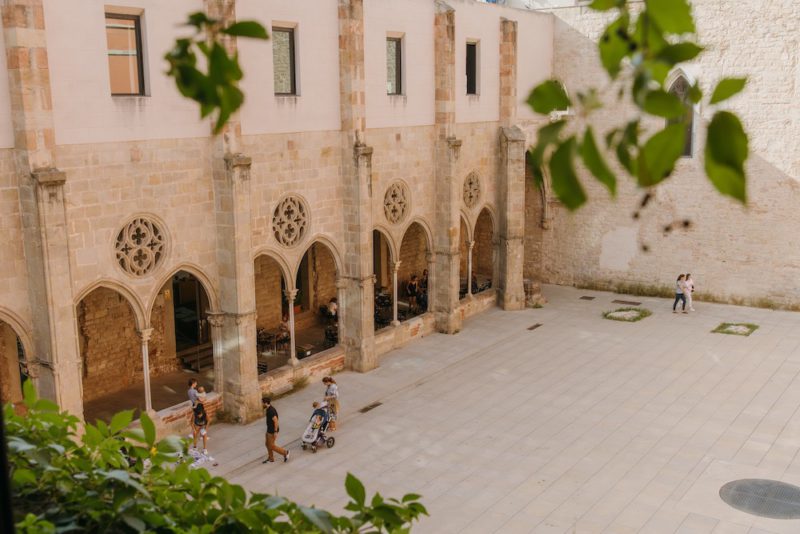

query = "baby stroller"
[301,402,336,453]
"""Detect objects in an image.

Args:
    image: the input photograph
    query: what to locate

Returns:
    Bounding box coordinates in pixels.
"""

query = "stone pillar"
[284,289,299,366]
[0,324,23,405]
[467,241,475,298]
[498,126,527,310]
[391,261,401,326]
[338,0,376,372]
[206,312,224,394]
[137,328,153,413]
[2,1,83,416]
[499,18,517,126]
[432,1,463,334]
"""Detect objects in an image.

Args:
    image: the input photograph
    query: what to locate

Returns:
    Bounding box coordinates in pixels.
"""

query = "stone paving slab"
[206,285,800,533]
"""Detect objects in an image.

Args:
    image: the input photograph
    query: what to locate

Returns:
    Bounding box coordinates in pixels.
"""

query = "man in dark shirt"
[262,397,289,463]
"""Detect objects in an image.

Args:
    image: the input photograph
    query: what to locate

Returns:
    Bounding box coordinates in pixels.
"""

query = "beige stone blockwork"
[0,321,23,405]
[254,255,283,331]
[398,223,429,298]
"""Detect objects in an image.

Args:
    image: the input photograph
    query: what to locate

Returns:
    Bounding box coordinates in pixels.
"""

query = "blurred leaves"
[525,0,750,211]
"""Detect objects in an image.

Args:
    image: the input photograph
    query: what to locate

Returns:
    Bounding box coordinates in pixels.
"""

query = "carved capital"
[446,136,462,161]
[137,328,154,344]
[206,312,225,329]
[224,153,252,182]
[335,278,348,290]
[31,168,67,186]
[467,240,475,251]
[284,288,299,301]
[392,260,402,273]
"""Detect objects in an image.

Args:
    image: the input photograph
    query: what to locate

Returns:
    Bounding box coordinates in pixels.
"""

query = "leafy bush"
[6,382,426,533]
[602,307,652,322]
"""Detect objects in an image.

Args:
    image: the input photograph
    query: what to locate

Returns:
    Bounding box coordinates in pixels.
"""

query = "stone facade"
[0,0,554,428]
[522,1,800,308]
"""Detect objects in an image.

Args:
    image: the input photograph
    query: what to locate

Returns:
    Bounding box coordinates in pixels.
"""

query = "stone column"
[338,0,376,372]
[432,1,463,334]
[3,1,83,416]
[137,328,153,413]
[206,312,225,393]
[499,18,518,126]
[391,261,401,326]
[284,289,299,366]
[467,241,475,298]
[498,126,527,310]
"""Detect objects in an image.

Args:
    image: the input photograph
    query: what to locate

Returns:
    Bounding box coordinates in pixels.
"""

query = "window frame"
[272,26,297,96]
[667,75,695,158]
[466,41,479,96]
[386,36,403,96]
[105,12,146,97]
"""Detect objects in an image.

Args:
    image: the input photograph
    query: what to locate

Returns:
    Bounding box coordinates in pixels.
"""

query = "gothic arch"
[460,211,473,242]
[74,279,147,331]
[146,262,219,320]
[666,68,697,157]
[252,247,294,290]
[474,205,497,240]
[0,307,33,363]
[373,224,398,262]
[401,217,434,253]
[294,234,344,279]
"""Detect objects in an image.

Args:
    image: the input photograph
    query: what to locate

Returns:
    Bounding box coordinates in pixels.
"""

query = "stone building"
[1,0,797,430]
[0,0,549,429]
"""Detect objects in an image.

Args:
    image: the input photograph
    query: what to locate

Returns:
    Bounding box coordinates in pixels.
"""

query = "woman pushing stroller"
[301,401,335,453]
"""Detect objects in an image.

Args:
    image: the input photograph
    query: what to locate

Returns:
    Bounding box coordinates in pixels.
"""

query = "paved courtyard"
[207,285,800,533]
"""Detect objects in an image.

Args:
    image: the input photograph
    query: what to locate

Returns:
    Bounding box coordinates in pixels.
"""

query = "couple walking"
[262,376,341,463]
[673,273,696,313]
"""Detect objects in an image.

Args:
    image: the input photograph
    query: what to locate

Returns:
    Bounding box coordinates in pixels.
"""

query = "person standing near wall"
[262,397,289,464]
[685,274,695,312]
[673,274,687,314]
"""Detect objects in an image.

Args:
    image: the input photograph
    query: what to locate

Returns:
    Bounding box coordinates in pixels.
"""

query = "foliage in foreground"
[527,0,750,210]
[6,382,426,533]
[712,322,759,337]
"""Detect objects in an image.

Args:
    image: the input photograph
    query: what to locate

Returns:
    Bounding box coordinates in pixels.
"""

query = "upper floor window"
[105,13,145,96]
[386,36,402,95]
[273,27,297,95]
[466,41,479,95]
[668,75,694,157]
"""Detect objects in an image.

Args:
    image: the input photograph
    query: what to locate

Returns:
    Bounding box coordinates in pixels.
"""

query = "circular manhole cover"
[720,479,800,519]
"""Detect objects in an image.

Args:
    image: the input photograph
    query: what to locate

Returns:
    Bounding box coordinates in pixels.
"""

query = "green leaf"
[121,514,146,532]
[109,410,134,435]
[589,0,623,11]
[527,121,566,190]
[101,469,150,497]
[580,128,617,196]
[222,21,269,40]
[705,111,748,202]
[642,90,686,119]
[299,506,333,534]
[526,80,570,115]
[710,77,747,104]
[638,124,686,186]
[402,493,422,503]
[549,138,587,210]
[22,379,37,407]
[645,0,695,34]
[598,15,630,78]
[688,83,703,104]
[12,468,37,485]
[345,473,366,506]
[615,120,640,175]
[655,42,703,64]
[186,12,214,29]
[140,412,156,448]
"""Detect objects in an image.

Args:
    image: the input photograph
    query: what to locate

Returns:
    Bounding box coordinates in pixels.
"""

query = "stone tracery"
[383,181,409,225]
[272,196,309,247]
[115,217,165,277]
[463,172,481,209]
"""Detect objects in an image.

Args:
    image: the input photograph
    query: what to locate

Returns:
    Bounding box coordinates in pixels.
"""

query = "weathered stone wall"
[0,149,30,327]
[474,210,494,278]
[398,223,429,297]
[525,1,800,306]
[311,244,337,311]
[148,290,178,377]
[0,321,22,404]
[78,288,142,401]
[254,255,284,331]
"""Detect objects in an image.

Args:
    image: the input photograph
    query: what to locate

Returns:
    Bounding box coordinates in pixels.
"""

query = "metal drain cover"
[720,479,800,519]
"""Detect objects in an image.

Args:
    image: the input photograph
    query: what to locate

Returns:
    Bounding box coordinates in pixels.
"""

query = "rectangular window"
[105,13,145,96]
[466,42,478,95]
[386,37,402,95]
[272,27,297,95]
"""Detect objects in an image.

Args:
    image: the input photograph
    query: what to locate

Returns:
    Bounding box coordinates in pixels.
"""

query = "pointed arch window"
[668,75,694,157]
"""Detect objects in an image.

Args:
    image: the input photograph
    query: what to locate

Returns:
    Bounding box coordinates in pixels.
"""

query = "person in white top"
[684,273,695,311]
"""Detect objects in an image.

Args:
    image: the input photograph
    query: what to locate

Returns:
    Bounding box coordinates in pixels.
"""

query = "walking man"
[262,397,289,464]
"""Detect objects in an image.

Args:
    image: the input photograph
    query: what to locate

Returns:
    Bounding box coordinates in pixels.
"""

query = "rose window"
[383,182,409,225]
[115,217,165,276]
[463,172,481,209]
[272,196,309,247]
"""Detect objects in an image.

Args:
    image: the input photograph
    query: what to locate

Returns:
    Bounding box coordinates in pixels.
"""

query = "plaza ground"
[207,285,800,533]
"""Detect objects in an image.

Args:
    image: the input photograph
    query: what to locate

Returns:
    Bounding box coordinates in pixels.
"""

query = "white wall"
[363,0,435,129]
[237,0,341,135]
[44,0,210,145]
[515,9,553,121]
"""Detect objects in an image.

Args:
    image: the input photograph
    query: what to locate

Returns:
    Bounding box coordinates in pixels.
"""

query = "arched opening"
[148,271,214,412]
[373,229,393,331]
[668,74,694,157]
[78,287,144,423]
[254,254,290,375]
[399,222,430,320]
[294,241,339,358]
[472,208,495,294]
[459,217,470,299]
[0,320,27,408]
